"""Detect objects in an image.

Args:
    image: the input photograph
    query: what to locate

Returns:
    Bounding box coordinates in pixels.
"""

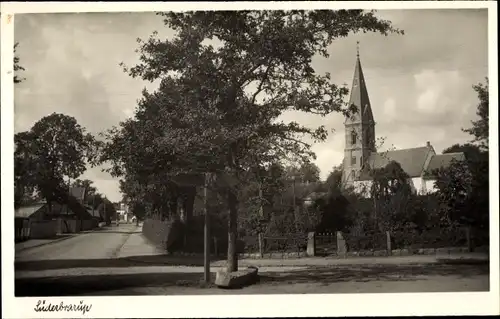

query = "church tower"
[343,43,376,186]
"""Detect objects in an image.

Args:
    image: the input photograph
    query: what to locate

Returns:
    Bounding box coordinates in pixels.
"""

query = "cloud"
[13,9,488,202]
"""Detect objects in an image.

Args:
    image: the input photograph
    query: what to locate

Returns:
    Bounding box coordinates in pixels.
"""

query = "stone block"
[307,232,316,257]
[400,249,409,256]
[365,251,374,257]
[347,252,355,257]
[215,267,259,289]
[263,253,271,259]
[460,247,469,253]
[449,247,462,254]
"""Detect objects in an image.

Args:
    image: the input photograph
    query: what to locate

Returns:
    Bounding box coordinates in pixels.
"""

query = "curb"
[16,234,77,252]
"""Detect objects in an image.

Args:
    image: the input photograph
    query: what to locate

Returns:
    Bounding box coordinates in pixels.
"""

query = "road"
[16,224,138,262]
[14,224,490,296]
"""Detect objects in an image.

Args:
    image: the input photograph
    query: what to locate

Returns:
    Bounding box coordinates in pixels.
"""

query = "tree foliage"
[433,81,490,229]
[14,113,97,210]
[463,78,489,150]
[14,42,25,84]
[105,10,401,271]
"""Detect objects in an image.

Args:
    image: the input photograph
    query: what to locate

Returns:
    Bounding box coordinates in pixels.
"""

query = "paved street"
[16,224,138,262]
[15,224,490,296]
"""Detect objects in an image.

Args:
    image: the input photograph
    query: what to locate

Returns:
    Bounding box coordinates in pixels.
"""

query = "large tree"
[110,10,401,272]
[433,80,489,229]
[463,78,489,150]
[14,113,97,212]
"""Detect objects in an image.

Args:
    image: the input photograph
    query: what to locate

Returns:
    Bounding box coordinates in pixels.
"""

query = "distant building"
[341,49,466,196]
[117,202,133,222]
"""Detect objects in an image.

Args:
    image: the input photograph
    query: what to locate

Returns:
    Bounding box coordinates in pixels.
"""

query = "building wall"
[30,220,58,239]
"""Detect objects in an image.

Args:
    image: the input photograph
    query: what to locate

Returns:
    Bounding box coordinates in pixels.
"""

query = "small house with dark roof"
[341,48,465,196]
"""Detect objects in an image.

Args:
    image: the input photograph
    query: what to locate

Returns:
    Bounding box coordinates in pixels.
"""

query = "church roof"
[424,152,466,178]
[345,54,374,125]
[358,146,432,180]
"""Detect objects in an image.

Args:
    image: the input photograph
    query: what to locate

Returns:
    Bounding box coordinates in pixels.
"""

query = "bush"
[391,226,467,249]
[142,218,185,252]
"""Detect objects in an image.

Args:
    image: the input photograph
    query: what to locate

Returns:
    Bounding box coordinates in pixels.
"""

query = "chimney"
[426,141,431,148]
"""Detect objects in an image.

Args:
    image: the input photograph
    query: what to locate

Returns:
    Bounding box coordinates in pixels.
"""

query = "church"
[341,47,465,196]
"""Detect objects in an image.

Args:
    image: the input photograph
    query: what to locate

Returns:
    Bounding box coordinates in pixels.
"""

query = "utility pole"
[292,176,298,232]
[203,172,211,284]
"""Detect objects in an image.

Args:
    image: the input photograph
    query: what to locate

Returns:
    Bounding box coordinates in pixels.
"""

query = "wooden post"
[386,231,392,256]
[258,233,264,258]
[204,173,211,283]
[465,226,472,252]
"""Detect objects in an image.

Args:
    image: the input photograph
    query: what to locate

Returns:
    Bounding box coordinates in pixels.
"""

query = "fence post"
[307,232,316,257]
[386,231,392,256]
[258,233,264,258]
[336,231,347,258]
[465,226,473,252]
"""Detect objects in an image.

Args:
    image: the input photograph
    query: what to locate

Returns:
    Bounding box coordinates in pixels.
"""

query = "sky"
[13,9,488,202]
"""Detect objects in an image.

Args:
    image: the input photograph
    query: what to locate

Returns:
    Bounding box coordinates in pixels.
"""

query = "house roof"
[358,146,431,180]
[70,186,86,201]
[425,152,466,176]
[15,203,45,219]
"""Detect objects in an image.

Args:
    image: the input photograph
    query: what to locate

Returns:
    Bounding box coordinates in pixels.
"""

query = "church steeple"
[346,42,374,126]
[342,43,376,186]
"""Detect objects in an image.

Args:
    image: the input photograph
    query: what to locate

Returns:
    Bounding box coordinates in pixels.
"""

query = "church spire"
[347,42,374,125]
[342,43,377,186]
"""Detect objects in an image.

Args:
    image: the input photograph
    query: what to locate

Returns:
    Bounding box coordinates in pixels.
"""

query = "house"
[341,48,466,196]
[14,187,98,240]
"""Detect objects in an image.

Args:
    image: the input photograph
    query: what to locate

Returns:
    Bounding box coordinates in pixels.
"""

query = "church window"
[351,170,356,179]
[351,131,357,145]
[351,156,356,165]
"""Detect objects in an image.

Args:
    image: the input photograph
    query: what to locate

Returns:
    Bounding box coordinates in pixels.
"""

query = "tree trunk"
[227,189,238,272]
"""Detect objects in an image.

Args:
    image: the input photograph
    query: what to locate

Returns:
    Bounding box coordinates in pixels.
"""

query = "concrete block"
[307,232,316,257]
[215,266,259,289]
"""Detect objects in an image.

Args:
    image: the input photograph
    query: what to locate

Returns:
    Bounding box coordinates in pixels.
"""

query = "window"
[351,156,356,165]
[351,170,356,179]
[351,131,357,145]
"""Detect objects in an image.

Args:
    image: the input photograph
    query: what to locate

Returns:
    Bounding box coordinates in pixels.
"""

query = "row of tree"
[14,11,488,270]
